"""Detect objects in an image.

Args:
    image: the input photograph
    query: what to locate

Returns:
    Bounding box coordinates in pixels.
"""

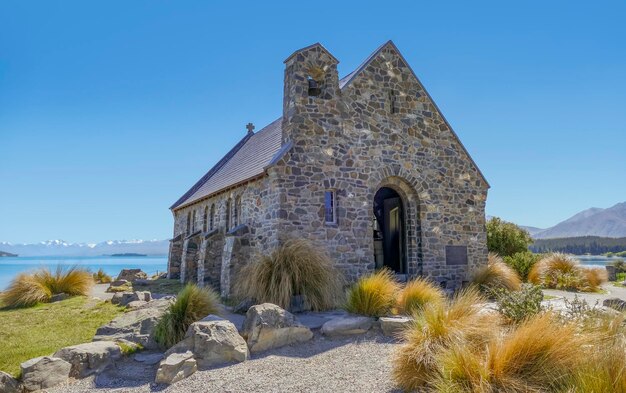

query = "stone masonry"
[168,41,489,294]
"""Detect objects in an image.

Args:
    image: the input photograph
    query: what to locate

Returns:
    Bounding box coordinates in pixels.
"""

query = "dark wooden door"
[383,197,404,273]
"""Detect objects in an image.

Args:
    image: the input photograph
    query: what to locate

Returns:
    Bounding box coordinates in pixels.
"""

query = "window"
[210,204,215,231]
[307,75,322,97]
[203,206,208,232]
[324,190,336,224]
[389,90,398,114]
[225,199,231,230]
[234,196,241,227]
[186,211,191,234]
[191,210,196,232]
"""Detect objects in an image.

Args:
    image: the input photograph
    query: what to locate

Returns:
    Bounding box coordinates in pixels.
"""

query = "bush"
[154,284,220,348]
[236,239,343,311]
[486,217,533,257]
[392,289,497,391]
[503,251,541,281]
[345,269,399,317]
[471,253,521,293]
[529,253,607,292]
[92,268,112,284]
[491,284,543,324]
[396,277,444,315]
[1,266,94,308]
[611,259,626,273]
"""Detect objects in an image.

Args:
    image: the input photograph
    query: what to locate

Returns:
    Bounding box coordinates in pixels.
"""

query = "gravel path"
[543,283,626,304]
[49,332,401,393]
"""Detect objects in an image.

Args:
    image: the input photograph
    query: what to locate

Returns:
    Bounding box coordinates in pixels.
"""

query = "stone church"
[167,41,489,296]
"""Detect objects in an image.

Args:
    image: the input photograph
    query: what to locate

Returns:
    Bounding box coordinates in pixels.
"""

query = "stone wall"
[274,43,488,288]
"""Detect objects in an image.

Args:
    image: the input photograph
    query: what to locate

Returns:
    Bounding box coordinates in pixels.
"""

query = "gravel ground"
[49,331,402,393]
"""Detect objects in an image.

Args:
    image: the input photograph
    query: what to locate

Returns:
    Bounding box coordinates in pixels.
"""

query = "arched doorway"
[373,187,406,274]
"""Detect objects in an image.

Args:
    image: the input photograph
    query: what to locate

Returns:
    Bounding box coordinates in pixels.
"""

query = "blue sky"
[1,1,625,243]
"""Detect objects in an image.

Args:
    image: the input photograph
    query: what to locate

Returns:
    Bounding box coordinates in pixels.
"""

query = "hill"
[532,202,626,239]
[0,239,169,257]
[530,236,626,255]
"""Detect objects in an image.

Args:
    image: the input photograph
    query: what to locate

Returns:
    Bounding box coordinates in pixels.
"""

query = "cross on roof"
[246,122,255,134]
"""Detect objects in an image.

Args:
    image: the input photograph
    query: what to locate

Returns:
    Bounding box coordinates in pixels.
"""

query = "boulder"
[127,300,148,309]
[233,298,255,314]
[53,341,122,378]
[167,316,248,368]
[243,303,313,353]
[117,269,148,282]
[50,293,69,303]
[320,316,374,336]
[603,298,626,311]
[379,316,412,337]
[155,351,197,385]
[20,356,71,392]
[134,352,164,365]
[0,371,21,393]
[93,298,171,349]
[109,279,130,287]
[111,291,152,306]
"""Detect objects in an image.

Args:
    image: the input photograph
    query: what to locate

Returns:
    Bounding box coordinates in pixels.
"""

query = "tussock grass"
[93,268,112,284]
[471,253,521,293]
[345,269,399,317]
[529,253,607,292]
[397,277,445,315]
[236,239,343,311]
[392,289,497,391]
[154,284,220,348]
[1,266,94,308]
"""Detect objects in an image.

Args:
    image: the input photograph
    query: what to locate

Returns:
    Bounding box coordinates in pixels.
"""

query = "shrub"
[529,253,607,292]
[471,253,521,293]
[396,277,444,315]
[236,239,343,311]
[92,268,112,284]
[392,289,497,391]
[611,259,626,273]
[1,266,94,308]
[491,284,543,324]
[154,284,220,348]
[486,217,533,257]
[503,251,541,281]
[345,269,399,317]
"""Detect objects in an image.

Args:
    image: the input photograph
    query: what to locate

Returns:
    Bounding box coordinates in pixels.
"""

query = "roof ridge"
[169,132,254,210]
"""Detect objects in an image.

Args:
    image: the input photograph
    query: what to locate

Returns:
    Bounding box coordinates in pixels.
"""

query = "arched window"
[234,196,241,227]
[203,206,208,232]
[186,211,191,234]
[225,198,231,230]
[210,204,215,231]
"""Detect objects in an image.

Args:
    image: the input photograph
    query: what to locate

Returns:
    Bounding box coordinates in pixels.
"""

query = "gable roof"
[171,41,489,211]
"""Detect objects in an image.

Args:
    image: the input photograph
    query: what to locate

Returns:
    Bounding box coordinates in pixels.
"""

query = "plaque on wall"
[445,245,468,266]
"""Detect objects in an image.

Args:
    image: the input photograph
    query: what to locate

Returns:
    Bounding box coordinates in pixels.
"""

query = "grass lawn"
[0,296,124,377]
[134,278,184,295]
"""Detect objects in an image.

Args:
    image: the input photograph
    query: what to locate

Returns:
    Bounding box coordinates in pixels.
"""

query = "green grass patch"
[0,296,123,376]
[134,279,184,296]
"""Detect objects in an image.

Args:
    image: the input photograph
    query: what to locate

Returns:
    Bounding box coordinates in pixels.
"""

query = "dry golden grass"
[397,277,445,315]
[1,266,94,308]
[529,253,606,292]
[471,253,521,292]
[345,269,399,317]
[92,268,112,284]
[236,239,343,311]
[392,288,498,391]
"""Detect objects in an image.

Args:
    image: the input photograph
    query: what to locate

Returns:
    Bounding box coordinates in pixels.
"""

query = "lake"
[575,255,622,267]
[0,255,167,290]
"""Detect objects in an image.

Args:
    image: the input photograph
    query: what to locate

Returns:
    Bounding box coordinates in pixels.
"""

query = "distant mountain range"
[0,239,169,257]
[522,202,626,239]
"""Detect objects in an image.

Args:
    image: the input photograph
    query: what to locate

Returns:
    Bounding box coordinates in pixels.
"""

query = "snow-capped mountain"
[0,239,169,257]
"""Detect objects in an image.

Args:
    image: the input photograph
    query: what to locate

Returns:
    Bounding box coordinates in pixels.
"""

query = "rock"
[603,298,626,311]
[133,278,151,286]
[127,300,148,309]
[320,316,374,336]
[117,269,148,282]
[111,291,152,306]
[168,317,248,368]
[379,316,412,337]
[243,303,313,353]
[155,351,197,385]
[109,279,130,287]
[20,356,71,392]
[0,371,21,393]
[93,298,171,349]
[133,352,164,365]
[53,341,122,378]
[50,293,69,303]
[233,298,255,314]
